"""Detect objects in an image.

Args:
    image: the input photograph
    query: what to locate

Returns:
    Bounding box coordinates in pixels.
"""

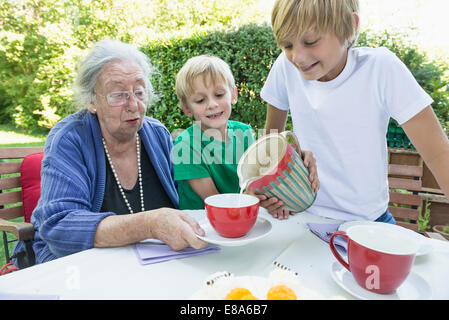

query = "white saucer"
[338,221,432,256]
[331,262,432,300]
[197,217,272,247]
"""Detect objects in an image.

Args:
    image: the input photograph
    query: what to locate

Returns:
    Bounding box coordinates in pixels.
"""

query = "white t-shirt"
[261,47,433,221]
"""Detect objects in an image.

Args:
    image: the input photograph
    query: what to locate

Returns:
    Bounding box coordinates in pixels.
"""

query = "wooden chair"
[0,147,44,269]
[388,161,424,232]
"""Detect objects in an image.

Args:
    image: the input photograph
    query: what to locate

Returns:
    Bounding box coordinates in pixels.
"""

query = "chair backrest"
[0,147,44,223]
[388,163,423,232]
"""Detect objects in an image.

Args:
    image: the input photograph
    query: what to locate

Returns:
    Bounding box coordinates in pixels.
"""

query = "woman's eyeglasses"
[97,90,148,107]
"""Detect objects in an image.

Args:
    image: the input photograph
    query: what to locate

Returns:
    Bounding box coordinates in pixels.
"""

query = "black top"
[100,143,175,214]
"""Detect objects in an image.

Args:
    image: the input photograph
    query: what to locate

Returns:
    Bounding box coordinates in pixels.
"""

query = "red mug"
[329,225,419,294]
[204,193,260,238]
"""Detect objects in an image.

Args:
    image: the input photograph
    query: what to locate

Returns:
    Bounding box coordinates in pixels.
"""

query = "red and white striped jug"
[237,131,316,213]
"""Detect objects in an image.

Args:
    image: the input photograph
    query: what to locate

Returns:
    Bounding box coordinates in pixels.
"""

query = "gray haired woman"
[13,40,207,266]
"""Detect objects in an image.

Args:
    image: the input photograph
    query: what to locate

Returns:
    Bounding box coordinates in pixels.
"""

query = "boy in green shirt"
[173,55,285,214]
[174,120,254,209]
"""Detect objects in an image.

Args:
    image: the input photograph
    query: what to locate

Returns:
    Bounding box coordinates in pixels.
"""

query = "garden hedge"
[1,18,448,138]
[143,24,449,138]
[141,24,282,133]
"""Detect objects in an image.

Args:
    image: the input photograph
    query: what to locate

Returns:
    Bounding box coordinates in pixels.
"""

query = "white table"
[0,208,448,300]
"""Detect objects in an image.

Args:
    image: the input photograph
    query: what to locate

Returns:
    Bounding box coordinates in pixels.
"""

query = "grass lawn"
[0,124,46,266]
[0,124,47,147]
[1,217,24,266]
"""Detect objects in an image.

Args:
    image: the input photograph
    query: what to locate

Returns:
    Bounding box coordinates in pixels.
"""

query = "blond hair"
[271,0,360,48]
[175,55,236,105]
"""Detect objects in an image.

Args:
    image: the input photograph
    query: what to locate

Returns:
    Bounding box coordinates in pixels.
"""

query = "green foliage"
[442,225,449,234]
[418,201,431,232]
[0,0,448,137]
[357,30,449,137]
[0,0,266,132]
[0,0,80,130]
[145,27,449,134]
[142,24,281,132]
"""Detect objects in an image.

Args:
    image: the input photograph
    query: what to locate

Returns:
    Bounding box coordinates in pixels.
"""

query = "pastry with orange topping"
[267,284,297,300]
[225,288,258,300]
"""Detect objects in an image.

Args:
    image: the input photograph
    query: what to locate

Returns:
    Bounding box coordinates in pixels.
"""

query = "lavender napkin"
[0,291,60,300]
[133,241,220,265]
[306,223,348,253]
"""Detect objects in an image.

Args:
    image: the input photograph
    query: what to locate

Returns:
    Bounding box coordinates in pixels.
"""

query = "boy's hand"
[302,150,320,193]
[244,190,294,220]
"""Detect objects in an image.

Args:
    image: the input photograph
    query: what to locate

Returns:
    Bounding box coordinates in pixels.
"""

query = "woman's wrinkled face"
[92,60,148,144]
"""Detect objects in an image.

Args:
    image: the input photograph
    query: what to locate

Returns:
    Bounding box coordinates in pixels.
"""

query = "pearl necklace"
[102,134,144,214]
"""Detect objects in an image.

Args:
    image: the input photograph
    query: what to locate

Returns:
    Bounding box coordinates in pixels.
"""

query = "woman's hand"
[94,208,208,250]
[148,208,208,251]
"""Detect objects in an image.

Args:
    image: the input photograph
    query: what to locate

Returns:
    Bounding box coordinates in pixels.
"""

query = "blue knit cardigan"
[13,109,179,264]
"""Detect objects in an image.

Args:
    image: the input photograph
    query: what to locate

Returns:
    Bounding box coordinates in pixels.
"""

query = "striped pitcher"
[237,131,316,213]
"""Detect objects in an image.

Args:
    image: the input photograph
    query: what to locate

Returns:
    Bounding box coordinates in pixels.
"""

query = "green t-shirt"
[173,120,255,209]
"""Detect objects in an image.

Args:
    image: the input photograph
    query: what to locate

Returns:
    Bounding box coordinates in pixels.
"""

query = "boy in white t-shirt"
[261,0,449,222]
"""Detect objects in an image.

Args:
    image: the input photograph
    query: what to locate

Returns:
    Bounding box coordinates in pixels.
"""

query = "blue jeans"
[375,209,396,224]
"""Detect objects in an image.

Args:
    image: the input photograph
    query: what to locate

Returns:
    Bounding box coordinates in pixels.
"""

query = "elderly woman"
[13,40,207,266]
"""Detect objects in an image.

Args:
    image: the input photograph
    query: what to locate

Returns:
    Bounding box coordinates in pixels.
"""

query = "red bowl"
[204,194,260,238]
